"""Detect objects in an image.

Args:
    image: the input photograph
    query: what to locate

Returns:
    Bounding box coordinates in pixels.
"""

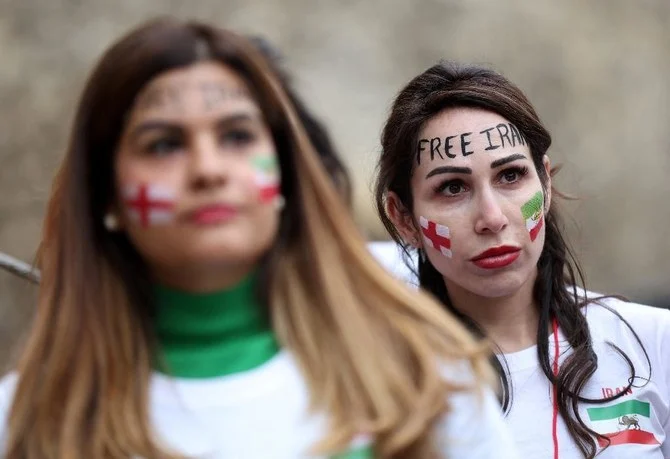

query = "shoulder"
[0,372,17,411]
[579,290,670,384]
[367,241,418,287]
[437,360,520,458]
[579,289,670,345]
[0,372,18,447]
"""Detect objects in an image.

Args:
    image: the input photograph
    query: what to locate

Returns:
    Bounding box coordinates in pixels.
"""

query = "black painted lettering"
[460,132,474,156]
[496,123,511,148]
[509,123,523,147]
[417,138,429,164]
[139,87,181,111]
[480,127,500,151]
[445,135,457,158]
[430,137,443,160]
[509,123,525,146]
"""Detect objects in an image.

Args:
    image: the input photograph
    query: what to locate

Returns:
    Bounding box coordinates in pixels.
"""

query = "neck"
[445,271,540,353]
[153,270,280,378]
[153,260,258,293]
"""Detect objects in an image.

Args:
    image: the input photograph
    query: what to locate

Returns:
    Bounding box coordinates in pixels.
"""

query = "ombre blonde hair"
[5,17,491,458]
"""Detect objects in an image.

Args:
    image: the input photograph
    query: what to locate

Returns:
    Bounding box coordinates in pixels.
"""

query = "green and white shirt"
[0,271,519,458]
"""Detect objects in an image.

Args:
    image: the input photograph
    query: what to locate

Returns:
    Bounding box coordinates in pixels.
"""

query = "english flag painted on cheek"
[252,155,281,203]
[122,183,176,228]
[420,216,452,258]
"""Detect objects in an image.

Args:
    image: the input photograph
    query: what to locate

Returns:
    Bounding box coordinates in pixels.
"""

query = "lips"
[189,204,238,224]
[470,245,521,270]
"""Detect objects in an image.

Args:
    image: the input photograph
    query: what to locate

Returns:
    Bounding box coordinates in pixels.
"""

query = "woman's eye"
[145,137,182,156]
[499,166,528,184]
[221,129,254,146]
[502,170,519,182]
[437,180,467,196]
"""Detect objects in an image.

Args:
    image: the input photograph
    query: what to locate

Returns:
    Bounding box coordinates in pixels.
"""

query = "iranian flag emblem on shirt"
[587,399,660,447]
[252,156,280,203]
[521,191,544,242]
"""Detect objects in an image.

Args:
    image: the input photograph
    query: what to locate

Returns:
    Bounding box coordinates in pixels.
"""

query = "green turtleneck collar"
[153,271,280,379]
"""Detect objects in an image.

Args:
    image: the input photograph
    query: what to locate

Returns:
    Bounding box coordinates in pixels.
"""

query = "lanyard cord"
[551,317,560,459]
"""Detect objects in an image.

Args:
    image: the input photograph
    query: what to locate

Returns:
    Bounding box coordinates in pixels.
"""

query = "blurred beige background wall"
[1,0,668,366]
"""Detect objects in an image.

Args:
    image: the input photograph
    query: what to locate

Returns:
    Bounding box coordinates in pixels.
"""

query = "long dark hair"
[374,61,648,458]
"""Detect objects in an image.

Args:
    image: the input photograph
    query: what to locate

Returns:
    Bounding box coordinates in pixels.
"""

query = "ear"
[542,155,552,212]
[385,191,421,249]
[104,200,125,232]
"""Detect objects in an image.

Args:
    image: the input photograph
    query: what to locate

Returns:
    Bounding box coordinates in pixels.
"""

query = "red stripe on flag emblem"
[259,183,280,202]
[529,214,544,242]
[597,429,660,447]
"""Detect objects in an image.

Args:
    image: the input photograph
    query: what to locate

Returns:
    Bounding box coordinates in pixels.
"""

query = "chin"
[458,270,534,299]
[186,243,268,265]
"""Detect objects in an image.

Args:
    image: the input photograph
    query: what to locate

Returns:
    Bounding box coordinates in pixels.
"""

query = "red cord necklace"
[551,317,560,459]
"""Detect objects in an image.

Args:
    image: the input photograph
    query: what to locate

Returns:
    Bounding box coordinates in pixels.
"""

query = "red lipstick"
[470,246,521,270]
[189,204,238,225]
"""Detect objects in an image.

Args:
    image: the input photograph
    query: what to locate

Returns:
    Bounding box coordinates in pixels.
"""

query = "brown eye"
[146,137,183,156]
[436,180,468,197]
[502,170,518,182]
[499,166,529,184]
[447,183,464,194]
[220,129,254,147]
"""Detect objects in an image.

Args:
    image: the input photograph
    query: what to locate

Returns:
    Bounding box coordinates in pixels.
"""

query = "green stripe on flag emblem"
[587,399,660,447]
[330,445,373,458]
[252,156,278,173]
[587,399,650,421]
[521,191,543,219]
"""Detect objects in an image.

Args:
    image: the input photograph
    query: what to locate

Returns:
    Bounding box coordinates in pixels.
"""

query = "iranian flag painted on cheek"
[252,155,280,203]
[521,191,544,242]
[122,183,176,228]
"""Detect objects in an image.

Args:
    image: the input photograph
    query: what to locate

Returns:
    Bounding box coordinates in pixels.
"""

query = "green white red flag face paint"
[252,155,281,203]
[419,216,452,258]
[122,183,176,228]
[521,191,544,242]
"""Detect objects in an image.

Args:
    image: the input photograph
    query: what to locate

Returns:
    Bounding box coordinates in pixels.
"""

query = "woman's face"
[390,107,550,298]
[113,61,281,288]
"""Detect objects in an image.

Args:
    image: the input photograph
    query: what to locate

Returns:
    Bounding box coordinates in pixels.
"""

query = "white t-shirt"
[367,243,670,457]
[367,241,417,287]
[0,351,518,458]
[505,295,670,458]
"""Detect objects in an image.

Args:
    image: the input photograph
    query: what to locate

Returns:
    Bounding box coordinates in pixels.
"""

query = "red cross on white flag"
[122,184,175,228]
[420,216,452,258]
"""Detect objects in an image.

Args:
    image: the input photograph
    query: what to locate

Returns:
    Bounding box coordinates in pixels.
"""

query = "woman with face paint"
[375,61,670,459]
[0,20,519,459]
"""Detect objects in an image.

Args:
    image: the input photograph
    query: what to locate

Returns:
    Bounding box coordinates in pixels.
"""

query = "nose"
[473,188,509,234]
[188,134,228,190]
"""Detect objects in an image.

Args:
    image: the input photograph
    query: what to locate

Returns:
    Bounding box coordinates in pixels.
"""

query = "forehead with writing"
[414,106,531,176]
[129,61,258,123]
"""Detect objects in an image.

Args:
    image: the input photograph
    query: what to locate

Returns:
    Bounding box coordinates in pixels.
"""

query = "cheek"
[417,215,455,259]
[250,154,281,204]
[519,190,545,243]
[119,182,178,229]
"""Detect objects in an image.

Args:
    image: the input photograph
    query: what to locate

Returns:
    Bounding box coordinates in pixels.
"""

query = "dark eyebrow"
[490,153,527,169]
[214,112,261,130]
[129,121,182,141]
[130,112,261,141]
[426,166,472,179]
